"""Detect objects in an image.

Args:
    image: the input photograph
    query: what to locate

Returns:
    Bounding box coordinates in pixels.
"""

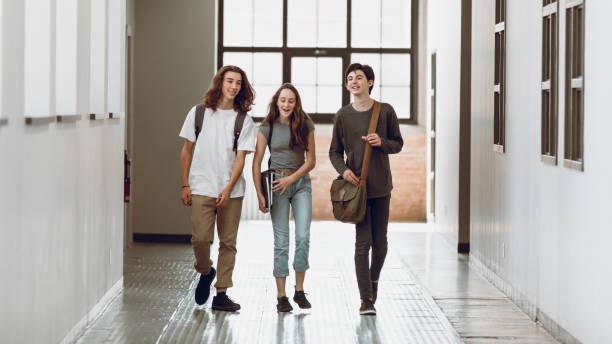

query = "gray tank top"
[258,118,315,170]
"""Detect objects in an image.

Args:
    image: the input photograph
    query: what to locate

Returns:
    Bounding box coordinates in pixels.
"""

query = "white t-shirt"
[179,106,256,198]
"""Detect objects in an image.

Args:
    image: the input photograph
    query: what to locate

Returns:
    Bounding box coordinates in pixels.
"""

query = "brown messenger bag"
[330,101,381,224]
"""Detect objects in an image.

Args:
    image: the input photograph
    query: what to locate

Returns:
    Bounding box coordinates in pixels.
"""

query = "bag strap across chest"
[194,104,246,153]
[359,101,381,186]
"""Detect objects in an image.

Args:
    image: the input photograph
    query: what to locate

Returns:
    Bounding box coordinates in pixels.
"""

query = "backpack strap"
[232,112,247,152]
[196,107,246,153]
[266,121,274,169]
[194,104,205,140]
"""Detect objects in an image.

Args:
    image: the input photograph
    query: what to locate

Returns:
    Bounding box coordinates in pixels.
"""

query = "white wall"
[426,0,461,242]
[0,0,126,342]
[0,0,3,121]
[469,0,612,343]
[24,0,54,118]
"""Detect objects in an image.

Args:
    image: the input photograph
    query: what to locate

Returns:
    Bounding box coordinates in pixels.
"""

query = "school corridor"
[74,222,557,344]
[2,0,611,343]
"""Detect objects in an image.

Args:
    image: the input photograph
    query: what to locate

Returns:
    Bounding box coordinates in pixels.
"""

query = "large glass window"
[288,0,347,48]
[223,0,283,47]
[291,57,343,113]
[351,0,411,48]
[218,0,417,123]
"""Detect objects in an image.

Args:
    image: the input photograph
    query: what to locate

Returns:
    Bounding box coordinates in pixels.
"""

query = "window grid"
[541,1,558,163]
[493,0,506,152]
[564,0,584,170]
[217,0,417,123]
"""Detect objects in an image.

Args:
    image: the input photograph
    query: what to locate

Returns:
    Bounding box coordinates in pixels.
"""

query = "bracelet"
[182,185,190,188]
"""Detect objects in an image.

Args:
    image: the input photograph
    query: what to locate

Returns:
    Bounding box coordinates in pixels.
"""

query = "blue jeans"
[270,172,312,278]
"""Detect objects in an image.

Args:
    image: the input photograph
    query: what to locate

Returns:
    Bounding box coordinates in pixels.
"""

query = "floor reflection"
[77,223,463,344]
[357,316,381,344]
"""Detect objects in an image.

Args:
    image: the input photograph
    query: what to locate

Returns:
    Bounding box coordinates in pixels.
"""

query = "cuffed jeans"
[355,195,390,300]
[270,173,312,278]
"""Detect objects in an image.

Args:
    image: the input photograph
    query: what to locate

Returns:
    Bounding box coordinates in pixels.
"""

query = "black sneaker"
[212,292,241,312]
[359,299,376,315]
[276,296,293,312]
[195,267,216,305]
[372,281,378,304]
[293,290,312,309]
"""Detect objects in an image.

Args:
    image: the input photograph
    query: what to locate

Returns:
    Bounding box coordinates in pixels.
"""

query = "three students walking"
[179,63,403,315]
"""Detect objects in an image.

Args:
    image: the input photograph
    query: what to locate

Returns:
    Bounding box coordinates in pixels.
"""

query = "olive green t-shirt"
[329,102,404,198]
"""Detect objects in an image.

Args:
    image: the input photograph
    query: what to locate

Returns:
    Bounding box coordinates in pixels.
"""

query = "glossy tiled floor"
[75,222,558,344]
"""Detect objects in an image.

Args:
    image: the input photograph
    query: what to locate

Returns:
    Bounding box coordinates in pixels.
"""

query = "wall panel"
[107,0,122,114]
[90,0,107,115]
[0,0,126,342]
[56,0,78,115]
[24,0,54,117]
[0,0,3,120]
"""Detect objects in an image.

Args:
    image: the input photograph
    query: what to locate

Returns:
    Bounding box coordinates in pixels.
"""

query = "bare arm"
[252,132,268,212]
[180,139,195,206]
[217,150,248,207]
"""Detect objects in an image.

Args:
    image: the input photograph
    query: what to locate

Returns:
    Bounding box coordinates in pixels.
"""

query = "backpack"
[194,104,246,153]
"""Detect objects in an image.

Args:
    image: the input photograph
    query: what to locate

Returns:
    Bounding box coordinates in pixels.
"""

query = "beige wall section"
[426,0,461,243]
[469,0,612,343]
[132,0,216,235]
[0,1,126,343]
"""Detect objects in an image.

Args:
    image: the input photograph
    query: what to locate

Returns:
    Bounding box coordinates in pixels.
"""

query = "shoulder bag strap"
[359,101,381,186]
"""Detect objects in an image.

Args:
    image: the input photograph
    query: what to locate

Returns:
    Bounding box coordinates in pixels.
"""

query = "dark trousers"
[354,195,390,300]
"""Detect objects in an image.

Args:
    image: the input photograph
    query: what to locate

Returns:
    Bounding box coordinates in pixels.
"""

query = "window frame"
[217,0,418,124]
[493,0,506,153]
[541,0,559,165]
[563,0,585,171]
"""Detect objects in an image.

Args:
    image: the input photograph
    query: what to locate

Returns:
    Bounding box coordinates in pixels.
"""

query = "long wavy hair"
[204,65,254,112]
[262,83,310,151]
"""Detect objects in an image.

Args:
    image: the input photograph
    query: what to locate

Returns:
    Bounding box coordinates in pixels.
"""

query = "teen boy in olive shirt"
[329,63,404,315]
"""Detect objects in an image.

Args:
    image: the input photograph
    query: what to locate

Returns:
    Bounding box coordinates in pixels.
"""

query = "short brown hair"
[204,65,255,112]
[344,63,375,94]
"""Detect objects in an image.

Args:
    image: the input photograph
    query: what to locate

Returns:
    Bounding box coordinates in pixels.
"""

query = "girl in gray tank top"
[252,83,316,312]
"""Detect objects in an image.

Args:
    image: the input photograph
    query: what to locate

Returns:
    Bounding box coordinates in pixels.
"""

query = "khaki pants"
[191,195,243,289]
